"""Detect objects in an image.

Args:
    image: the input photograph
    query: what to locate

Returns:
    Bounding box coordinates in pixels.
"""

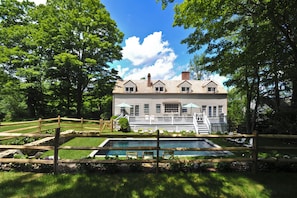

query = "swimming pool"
[90,138,231,157]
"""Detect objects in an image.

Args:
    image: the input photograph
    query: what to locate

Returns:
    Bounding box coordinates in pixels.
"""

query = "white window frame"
[156,104,161,113]
[144,104,149,114]
[164,104,179,113]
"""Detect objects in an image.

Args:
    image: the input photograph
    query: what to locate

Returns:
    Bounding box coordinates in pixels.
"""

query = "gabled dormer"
[124,80,137,93]
[203,80,218,93]
[177,80,192,93]
[153,80,165,93]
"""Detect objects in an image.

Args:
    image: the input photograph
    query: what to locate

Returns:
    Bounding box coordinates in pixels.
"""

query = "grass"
[43,137,106,159]
[1,122,297,197]
[0,171,297,198]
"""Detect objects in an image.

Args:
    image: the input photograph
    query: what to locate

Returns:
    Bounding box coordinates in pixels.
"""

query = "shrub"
[118,117,130,132]
[129,163,142,172]
[102,163,120,173]
[217,162,232,172]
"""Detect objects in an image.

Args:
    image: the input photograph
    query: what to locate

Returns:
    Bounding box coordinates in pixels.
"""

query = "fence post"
[111,119,114,132]
[252,130,258,173]
[57,115,61,128]
[80,117,84,129]
[99,119,103,132]
[53,127,61,175]
[156,129,160,174]
[38,118,42,133]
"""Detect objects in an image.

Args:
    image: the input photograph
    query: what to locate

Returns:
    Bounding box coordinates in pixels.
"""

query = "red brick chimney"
[147,73,151,87]
[182,71,190,80]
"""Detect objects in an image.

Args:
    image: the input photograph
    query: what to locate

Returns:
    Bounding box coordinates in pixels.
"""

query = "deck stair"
[196,121,210,134]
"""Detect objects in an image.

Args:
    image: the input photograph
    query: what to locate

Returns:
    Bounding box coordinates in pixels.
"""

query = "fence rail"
[1,117,297,174]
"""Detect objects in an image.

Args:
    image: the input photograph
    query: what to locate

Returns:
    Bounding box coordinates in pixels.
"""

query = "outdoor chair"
[162,150,174,160]
[235,138,246,144]
[142,151,154,160]
[226,132,235,142]
[243,138,253,148]
[126,151,138,159]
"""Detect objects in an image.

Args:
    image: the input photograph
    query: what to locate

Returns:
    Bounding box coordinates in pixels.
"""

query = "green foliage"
[188,53,212,80]
[166,0,297,133]
[0,0,123,120]
[227,88,246,131]
[118,117,130,132]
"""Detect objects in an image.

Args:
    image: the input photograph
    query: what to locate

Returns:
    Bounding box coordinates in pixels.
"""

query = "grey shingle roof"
[113,79,227,94]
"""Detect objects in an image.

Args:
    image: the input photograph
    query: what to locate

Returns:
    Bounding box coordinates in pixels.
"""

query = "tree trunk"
[291,79,297,109]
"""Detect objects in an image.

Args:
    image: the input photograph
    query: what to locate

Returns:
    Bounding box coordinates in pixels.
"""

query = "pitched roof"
[113,79,227,94]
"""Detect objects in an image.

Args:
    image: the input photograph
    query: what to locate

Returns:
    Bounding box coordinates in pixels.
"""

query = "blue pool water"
[94,138,231,157]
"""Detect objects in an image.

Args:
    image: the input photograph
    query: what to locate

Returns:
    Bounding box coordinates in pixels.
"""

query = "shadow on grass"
[0,172,297,198]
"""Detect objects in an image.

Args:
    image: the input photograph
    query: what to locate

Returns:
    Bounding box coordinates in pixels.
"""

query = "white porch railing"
[119,113,226,133]
[193,115,199,134]
[128,115,193,125]
[202,112,211,132]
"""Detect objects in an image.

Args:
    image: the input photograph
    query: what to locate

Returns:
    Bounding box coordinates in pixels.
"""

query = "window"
[135,105,139,116]
[202,105,207,113]
[182,104,187,113]
[207,87,216,92]
[144,104,149,114]
[208,106,212,117]
[213,106,217,117]
[164,104,179,113]
[125,86,134,92]
[130,105,134,116]
[181,87,190,92]
[218,105,223,115]
[156,104,161,113]
[155,86,164,92]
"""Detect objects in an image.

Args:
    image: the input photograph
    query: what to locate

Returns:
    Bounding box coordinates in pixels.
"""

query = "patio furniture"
[126,151,138,159]
[142,151,154,160]
[162,150,174,160]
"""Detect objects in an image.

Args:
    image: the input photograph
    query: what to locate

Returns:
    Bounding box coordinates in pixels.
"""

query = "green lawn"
[0,171,296,198]
[43,137,106,159]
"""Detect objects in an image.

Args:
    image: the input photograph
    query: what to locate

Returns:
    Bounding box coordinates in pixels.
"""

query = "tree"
[0,0,124,120]
[188,53,211,80]
[33,0,124,118]
[227,88,245,132]
[160,0,297,133]
[0,0,37,119]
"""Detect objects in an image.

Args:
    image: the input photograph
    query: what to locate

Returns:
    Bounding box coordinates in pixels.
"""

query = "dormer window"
[178,80,192,93]
[126,87,134,92]
[203,80,218,93]
[181,87,190,92]
[153,80,165,93]
[208,87,216,92]
[124,80,136,93]
[155,86,164,92]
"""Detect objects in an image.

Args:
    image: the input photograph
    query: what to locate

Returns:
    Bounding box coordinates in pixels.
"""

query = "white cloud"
[120,31,178,80]
[209,74,228,86]
[115,65,129,78]
[122,31,171,66]
[123,51,177,80]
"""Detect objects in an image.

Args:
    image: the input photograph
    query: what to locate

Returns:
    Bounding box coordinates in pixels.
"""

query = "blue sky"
[101,0,196,80]
[30,0,226,84]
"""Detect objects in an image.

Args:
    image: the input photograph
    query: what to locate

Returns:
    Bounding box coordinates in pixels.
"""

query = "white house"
[112,72,228,133]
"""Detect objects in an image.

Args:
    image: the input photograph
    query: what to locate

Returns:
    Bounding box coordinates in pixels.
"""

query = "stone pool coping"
[89,137,231,158]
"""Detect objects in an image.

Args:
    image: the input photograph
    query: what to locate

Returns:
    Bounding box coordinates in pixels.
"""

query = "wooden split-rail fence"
[1,116,297,174]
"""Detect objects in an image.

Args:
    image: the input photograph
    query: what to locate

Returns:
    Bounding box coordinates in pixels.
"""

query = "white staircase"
[197,121,210,134]
[193,113,211,134]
